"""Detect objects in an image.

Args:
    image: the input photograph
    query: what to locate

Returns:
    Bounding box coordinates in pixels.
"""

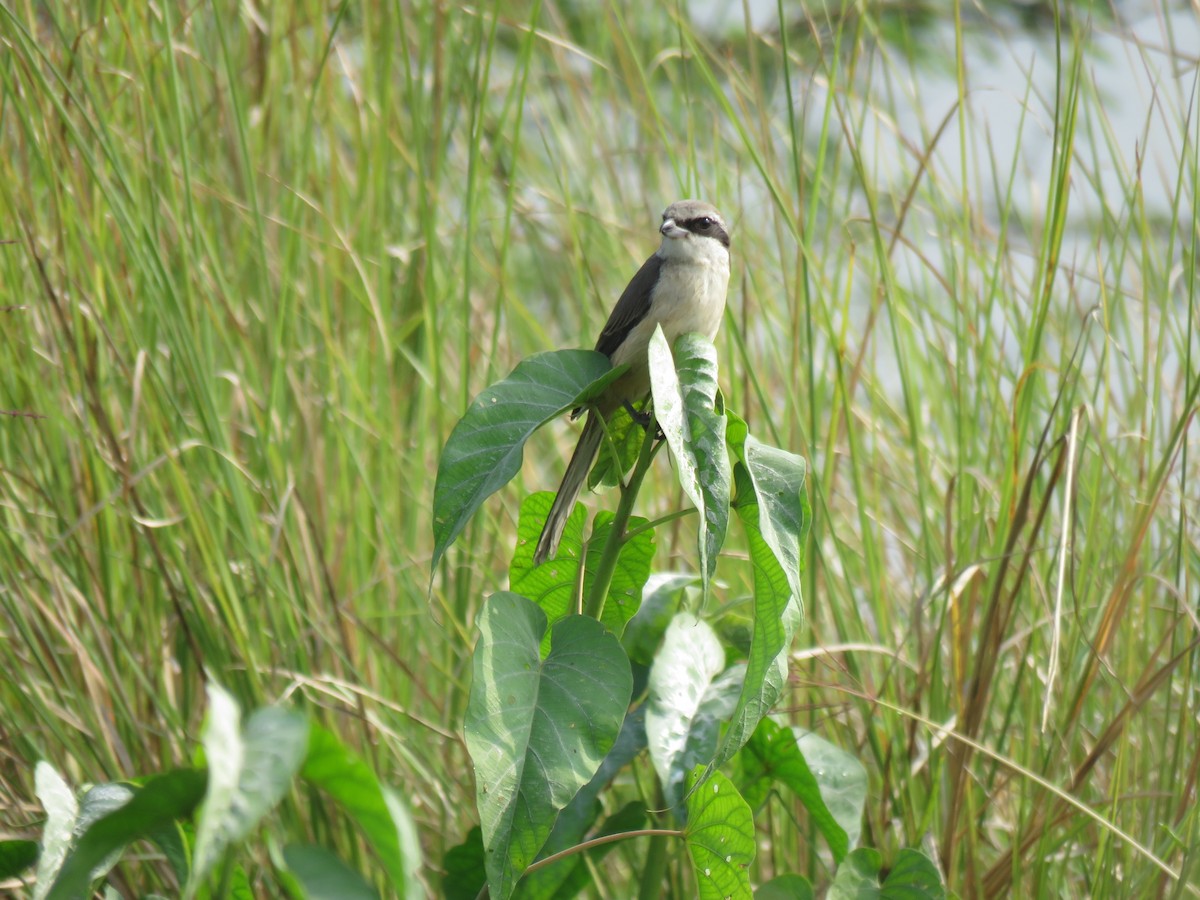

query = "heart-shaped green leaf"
[737,718,865,862]
[510,492,654,637]
[648,329,731,596]
[301,725,423,899]
[587,401,647,490]
[675,333,731,585]
[466,592,632,899]
[282,843,380,900]
[711,415,809,768]
[46,770,207,900]
[0,840,39,881]
[190,684,310,894]
[646,614,743,813]
[432,351,622,570]
[33,762,77,900]
[828,847,946,898]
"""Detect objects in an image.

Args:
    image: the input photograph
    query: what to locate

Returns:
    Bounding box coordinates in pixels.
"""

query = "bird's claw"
[622,399,664,440]
[622,399,652,428]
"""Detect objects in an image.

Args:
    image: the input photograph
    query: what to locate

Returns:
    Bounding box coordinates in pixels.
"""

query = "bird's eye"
[695,217,713,229]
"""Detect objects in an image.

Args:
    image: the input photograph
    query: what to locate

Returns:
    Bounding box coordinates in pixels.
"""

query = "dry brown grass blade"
[1066,402,1197,727]
[982,635,1200,897]
[942,426,1069,878]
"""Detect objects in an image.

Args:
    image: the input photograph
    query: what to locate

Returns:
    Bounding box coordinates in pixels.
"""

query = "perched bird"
[533,199,731,564]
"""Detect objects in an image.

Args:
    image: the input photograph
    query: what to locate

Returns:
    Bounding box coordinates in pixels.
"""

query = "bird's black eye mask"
[680,216,731,248]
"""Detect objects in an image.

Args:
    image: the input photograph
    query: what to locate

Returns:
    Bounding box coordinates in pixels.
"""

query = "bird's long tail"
[534,412,605,565]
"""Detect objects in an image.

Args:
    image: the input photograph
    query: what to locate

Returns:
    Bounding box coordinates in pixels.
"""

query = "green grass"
[1,1,1197,896]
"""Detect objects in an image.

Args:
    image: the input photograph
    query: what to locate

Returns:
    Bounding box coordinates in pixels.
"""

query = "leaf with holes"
[683,768,754,900]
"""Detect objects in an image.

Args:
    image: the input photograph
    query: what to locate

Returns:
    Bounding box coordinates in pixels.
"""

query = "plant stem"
[638,833,672,899]
[626,507,694,541]
[637,782,672,899]
[584,419,660,621]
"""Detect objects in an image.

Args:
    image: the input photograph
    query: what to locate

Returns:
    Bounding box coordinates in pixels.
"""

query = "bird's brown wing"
[594,253,662,359]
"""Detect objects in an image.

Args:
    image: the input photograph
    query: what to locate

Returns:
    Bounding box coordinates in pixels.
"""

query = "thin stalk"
[637,833,672,900]
[637,782,673,900]
[584,420,660,621]
[626,507,694,542]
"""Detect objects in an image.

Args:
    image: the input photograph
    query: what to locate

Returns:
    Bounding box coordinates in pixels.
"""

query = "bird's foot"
[623,399,652,428]
[622,400,664,441]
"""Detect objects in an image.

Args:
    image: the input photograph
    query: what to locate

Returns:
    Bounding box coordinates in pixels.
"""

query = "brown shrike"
[534,200,731,564]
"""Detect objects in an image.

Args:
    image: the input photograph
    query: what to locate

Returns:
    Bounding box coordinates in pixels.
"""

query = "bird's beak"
[660,218,684,238]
